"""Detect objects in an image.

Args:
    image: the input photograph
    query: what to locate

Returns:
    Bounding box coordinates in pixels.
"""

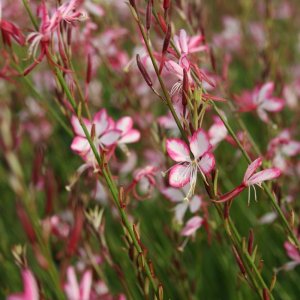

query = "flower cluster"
[71,109,140,168]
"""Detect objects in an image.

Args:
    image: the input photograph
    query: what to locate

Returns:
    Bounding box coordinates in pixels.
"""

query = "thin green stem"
[22,0,39,31]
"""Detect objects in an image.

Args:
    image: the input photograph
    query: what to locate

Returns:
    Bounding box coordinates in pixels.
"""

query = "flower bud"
[136,54,152,87]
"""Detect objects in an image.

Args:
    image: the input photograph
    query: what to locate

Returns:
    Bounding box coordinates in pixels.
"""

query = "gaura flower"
[215,157,281,203]
[115,116,141,145]
[64,267,92,300]
[267,129,300,172]
[165,129,215,199]
[7,269,39,300]
[129,165,157,200]
[57,0,88,24]
[208,116,228,147]
[173,29,207,69]
[181,216,203,236]
[71,109,140,168]
[71,109,121,166]
[236,82,285,123]
[71,109,121,158]
[162,186,202,224]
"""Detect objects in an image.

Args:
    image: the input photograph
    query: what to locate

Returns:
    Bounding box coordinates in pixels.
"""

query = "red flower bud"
[136,54,152,87]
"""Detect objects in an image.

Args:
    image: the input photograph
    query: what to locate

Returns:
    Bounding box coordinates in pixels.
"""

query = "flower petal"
[260,97,284,112]
[100,129,121,147]
[179,29,188,53]
[284,241,300,262]
[198,152,215,174]
[118,129,140,144]
[258,82,274,102]
[181,216,203,236]
[208,122,227,146]
[282,141,300,156]
[116,116,133,134]
[169,164,191,188]
[71,137,90,154]
[243,157,262,183]
[189,129,211,159]
[65,267,80,300]
[166,138,190,162]
[23,269,39,300]
[79,270,92,300]
[71,115,91,136]
[189,195,202,213]
[246,168,281,186]
[174,202,189,224]
[93,109,110,136]
[161,187,184,202]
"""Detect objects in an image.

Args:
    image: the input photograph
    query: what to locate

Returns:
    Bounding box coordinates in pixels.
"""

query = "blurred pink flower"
[71,109,121,165]
[7,269,39,300]
[115,117,141,145]
[173,29,207,68]
[208,116,228,147]
[64,267,92,300]
[236,82,285,123]
[162,186,202,223]
[181,216,203,236]
[267,130,300,172]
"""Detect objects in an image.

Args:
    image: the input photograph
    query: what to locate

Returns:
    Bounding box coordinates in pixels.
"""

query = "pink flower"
[0,19,25,47]
[64,267,92,300]
[181,216,203,236]
[267,130,300,172]
[173,29,207,69]
[24,2,60,74]
[216,157,281,203]
[162,186,202,224]
[7,269,39,300]
[213,16,241,51]
[115,116,141,145]
[71,109,121,166]
[236,82,285,123]
[284,241,300,263]
[208,116,228,147]
[129,165,157,200]
[279,237,300,271]
[57,0,87,24]
[165,129,215,198]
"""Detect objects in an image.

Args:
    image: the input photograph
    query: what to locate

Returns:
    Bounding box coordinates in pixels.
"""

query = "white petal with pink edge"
[93,109,110,136]
[243,157,262,182]
[100,130,121,147]
[282,141,300,156]
[169,164,191,188]
[71,137,90,154]
[257,107,269,122]
[161,187,183,202]
[79,270,92,300]
[65,267,80,300]
[189,129,211,159]
[174,202,189,224]
[166,138,191,162]
[118,129,140,144]
[198,152,215,174]
[179,29,188,53]
[246,168,281,186]
[189,195,202,213]
[181,216,203,236]
[258,82,274,102]
[116,116,133,134]
[260,97,284,112]
[71,115,91,136]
